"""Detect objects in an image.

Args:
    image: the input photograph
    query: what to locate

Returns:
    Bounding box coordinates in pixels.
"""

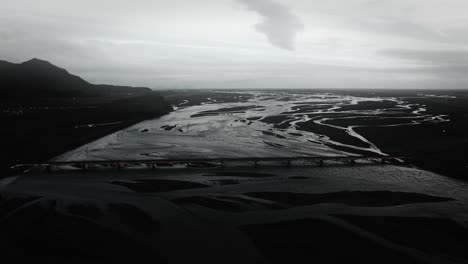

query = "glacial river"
[57,91,448,161]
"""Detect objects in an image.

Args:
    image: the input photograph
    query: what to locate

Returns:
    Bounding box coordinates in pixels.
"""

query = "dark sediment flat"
[262,131,287,139]
[323,117,422,127]
[173,196,284,212]
[288,176,309,180]
[0,195,41,218]
[161,124,177,131]
[260,115,291,125]
[350,93,468,180]
[173,196,245,212]
[263,141,286,148]
[0,202,158,262]
[173,190,456,213]
[209,179,241,186]
[354,116,468,180]
[259,116,296,129]
[246,191,455,207]
[190,105,263,118]
[334,215,468,260]
[323,142,380,156]
[189,112,220,118]
[108,203,160,233]
[240,218,422,264]
[111,179,210,193]
[296,120,371,148]
[336,100,398,111]
[283,104,332,114]
[67,203,102,220]
[203,171,276,177]
[159,90,253,107]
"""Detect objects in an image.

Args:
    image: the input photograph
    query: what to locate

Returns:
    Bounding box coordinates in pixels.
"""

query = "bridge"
[11,155,406,173]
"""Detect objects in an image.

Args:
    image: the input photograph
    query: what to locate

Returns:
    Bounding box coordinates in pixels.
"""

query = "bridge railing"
[10,155,406,173]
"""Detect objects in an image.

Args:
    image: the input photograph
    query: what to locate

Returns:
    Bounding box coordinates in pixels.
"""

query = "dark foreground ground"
[1,163,467,263]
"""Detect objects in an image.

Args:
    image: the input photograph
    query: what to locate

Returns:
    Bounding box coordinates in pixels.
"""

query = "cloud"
[381,49,468,65]
[237,0,304,50]
[350,18,445,43]
[380,49,468,81]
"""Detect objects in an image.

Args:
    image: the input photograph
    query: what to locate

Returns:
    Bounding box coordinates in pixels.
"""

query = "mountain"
[0,58,151,99]
[0,59,173,176]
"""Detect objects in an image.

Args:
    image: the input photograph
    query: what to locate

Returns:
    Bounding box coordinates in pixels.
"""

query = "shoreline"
[0,92,173,178]
[0,118,158,178]
[49,118,148,162]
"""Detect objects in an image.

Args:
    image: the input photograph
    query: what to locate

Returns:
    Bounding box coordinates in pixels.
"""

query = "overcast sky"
[1,0,468,89]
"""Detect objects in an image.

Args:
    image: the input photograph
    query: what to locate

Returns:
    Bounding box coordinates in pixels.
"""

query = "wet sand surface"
[1,164,468,263]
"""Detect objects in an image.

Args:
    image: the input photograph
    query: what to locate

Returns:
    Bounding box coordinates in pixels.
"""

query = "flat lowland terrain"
[353,91,468,179]
[0,94,172,176]
[62,89,468,180]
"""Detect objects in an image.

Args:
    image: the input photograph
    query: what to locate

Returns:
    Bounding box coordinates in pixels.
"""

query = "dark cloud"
[380,49,468,83]
[237,0,304,50]
[352,18,445,42]
[381,49,468,65]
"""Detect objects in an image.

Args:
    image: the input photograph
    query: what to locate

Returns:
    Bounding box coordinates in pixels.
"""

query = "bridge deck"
[11,156,406,173]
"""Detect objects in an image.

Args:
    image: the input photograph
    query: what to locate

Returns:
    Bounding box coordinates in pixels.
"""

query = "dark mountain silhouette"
[0,58,172,176]
[0,58,151,99]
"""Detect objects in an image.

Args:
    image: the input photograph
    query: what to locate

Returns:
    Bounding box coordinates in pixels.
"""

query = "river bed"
[56,91,449,161]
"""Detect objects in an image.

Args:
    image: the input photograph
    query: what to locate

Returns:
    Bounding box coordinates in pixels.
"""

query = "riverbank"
[0,92,172,177]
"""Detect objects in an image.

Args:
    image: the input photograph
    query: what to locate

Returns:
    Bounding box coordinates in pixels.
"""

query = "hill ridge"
[0,58,151,99]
